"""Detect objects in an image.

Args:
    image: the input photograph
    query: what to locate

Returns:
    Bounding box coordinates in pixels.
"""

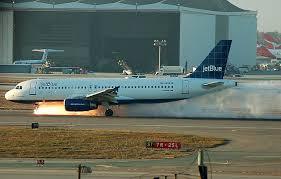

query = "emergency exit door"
[182,80,189,94]
[29,82,36,95]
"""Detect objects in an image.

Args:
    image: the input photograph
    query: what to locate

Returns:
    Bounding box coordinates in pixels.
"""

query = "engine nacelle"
[64,99,98,111]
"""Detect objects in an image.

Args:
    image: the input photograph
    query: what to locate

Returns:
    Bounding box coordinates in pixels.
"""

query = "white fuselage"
[5,77,235,104]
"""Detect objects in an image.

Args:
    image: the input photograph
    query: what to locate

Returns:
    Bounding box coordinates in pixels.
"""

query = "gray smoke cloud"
[113,81,281,119]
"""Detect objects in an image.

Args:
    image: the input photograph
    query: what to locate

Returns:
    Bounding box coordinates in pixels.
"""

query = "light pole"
[153,39,167,72]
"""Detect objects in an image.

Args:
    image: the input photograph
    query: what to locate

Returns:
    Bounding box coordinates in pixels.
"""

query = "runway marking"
[96,165,114,168]
[205,161,231,165]
[246,156,281,158]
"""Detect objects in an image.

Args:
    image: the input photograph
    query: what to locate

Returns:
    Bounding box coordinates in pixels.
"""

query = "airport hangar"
[0,0,257,73]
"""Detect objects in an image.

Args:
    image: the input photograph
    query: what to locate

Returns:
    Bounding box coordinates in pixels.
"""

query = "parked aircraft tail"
[32,49,64,62]
[188,40,232,79]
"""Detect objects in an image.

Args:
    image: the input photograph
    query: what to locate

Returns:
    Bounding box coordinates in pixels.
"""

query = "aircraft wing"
[202,81,224,89]
[85,86,119,104]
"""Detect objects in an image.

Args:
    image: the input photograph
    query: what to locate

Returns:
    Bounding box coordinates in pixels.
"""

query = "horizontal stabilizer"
[32,49,64,53]
[202,81,224,89]
[32,49,64,61]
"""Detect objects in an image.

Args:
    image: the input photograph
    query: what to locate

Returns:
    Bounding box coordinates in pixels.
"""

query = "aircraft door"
[182,79,189,94]
[88,85,92,92]
[29,82,37,95]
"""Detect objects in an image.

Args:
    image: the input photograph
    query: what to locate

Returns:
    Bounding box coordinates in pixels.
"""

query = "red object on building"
[265,43,274,49]
[262,33,278,43]
[257,46,276,58]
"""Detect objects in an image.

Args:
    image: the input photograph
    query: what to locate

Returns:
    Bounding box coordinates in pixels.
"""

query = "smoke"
[116,81,281,119]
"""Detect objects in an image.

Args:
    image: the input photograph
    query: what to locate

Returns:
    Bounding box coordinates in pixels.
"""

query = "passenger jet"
[5,40,236,116]
[13,49,64,65]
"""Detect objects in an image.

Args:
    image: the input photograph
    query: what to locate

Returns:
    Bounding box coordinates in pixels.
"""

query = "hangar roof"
[0,0,248,12]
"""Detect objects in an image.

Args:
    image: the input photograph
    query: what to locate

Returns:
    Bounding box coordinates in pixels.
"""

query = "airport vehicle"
[13,49,64,65]
[5,40,236,117]
[156,66,184,75]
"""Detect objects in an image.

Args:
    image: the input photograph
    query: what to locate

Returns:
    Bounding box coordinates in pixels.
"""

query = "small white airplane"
[13,49,64,65]
[5,40,236,116]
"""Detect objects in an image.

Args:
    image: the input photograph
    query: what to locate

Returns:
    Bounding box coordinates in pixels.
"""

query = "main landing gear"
[105,109,113,117]
[102,102,114,117]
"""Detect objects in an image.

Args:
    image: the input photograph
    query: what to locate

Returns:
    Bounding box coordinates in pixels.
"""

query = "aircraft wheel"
[105,109,113,117]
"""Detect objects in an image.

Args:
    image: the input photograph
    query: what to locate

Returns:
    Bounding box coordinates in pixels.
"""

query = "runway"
[0,110,280,178]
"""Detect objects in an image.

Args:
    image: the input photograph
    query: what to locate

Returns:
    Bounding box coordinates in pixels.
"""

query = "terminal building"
[0,0,257,72]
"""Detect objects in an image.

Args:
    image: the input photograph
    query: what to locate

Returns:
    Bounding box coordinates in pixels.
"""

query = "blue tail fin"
[188,40,232,79]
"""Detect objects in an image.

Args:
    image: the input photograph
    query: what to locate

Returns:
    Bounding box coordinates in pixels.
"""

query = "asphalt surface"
[0,110,280,178]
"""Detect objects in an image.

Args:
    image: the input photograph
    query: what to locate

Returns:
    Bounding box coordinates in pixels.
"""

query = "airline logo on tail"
[203,65,222,73]
[187,40,232,79]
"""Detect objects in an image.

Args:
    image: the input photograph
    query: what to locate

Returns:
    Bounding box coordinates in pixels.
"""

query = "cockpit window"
[15,86,22,89]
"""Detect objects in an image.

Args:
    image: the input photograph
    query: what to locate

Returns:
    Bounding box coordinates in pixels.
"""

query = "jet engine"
[64,99,98,111]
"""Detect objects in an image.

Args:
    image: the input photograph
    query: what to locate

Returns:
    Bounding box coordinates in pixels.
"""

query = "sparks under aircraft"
[13,49,64,65]
[5,40,236,116]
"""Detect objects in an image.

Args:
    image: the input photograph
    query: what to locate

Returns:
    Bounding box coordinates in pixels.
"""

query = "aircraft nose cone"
[5,90,12,100]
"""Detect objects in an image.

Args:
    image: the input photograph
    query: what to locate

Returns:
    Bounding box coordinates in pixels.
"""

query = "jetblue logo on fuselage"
[203,65,222,72]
